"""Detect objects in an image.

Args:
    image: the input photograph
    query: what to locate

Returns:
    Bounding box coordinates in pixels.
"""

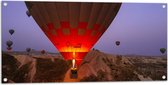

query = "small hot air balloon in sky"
[41,49,46,54]
[25,2,121,68]
[9,29,15,35]
[6,40,13,47]
[6,40,13,50]
[26,10,31,17]
[160,48,166,54]
[26,48,31,53]
[115,41,120,46]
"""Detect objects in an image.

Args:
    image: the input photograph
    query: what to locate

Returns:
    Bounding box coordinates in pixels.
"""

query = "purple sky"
[1,1,167,56]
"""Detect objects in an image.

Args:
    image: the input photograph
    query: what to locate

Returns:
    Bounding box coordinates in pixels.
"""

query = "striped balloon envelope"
[25,2,121,67]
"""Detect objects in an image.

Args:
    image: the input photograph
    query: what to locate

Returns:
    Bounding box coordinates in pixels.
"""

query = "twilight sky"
[1,1,167,56]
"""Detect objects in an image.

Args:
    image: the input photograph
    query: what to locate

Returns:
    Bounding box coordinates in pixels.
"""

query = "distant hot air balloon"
[41,49,46,54]
[116,41,120,46]
[25,2,121,67]
[6,40,13,51]
[9,29,15,35]
[160,48,166,54]
[26,10,31,17]
[6,40,13,47]
[26,48,31,53]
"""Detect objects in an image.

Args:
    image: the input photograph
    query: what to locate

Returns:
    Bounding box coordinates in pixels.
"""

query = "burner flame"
[72,59,76,68]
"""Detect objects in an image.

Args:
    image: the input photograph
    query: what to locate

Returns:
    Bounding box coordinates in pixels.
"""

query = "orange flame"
[72,59,76,68]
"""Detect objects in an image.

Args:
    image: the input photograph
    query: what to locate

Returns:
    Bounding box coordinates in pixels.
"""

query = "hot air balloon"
[6,40,13,47]
[25,2,121,69]
[160,48,166,54]
[6,40,13,50]
[116,41,120,46]
[41,49,46,54]
[26,10,31,17]
[26,48,31,53]
[9,29,15,35]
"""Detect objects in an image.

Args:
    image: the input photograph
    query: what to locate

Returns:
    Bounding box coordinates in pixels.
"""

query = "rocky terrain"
[2,50,167,83]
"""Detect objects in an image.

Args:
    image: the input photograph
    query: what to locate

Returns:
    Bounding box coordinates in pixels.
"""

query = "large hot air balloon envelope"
[25,2,121,66]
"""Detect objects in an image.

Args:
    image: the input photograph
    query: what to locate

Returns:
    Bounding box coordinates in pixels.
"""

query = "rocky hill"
[2,50,167,83]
